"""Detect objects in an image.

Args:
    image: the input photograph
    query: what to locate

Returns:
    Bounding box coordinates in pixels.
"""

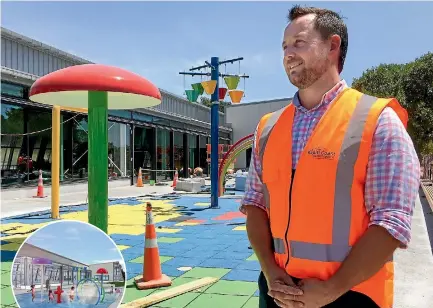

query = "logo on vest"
[307,147,336,160]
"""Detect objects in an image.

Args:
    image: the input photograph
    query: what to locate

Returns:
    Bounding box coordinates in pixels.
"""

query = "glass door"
[134,126,153,181]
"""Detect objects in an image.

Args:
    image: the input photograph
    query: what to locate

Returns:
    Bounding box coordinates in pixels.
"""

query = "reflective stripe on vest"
[258,107,288,167]
[259,94,381,262]
[256,106,289,210]
[273,238,286,254]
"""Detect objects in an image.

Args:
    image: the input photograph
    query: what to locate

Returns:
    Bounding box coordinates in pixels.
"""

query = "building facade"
[12,243,125,289]
[13,243,90,289]
[87,261,124,283]
[1,27,232,187]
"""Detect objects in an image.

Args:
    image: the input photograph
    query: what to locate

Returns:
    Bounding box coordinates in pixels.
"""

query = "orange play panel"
[212,211,246,221]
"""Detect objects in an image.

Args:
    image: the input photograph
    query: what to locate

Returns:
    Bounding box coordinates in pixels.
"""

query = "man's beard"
[288,58,330,89]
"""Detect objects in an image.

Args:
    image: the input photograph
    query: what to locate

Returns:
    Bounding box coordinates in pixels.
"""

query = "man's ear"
[329,34,341,53]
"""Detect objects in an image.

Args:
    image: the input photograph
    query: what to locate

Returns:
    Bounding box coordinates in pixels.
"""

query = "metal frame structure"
[12,243,90,290]
[179,57,249,208]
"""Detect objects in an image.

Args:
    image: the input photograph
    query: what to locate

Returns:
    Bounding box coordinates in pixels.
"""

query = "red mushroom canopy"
[29,64,161,110]
[96,268,108,274]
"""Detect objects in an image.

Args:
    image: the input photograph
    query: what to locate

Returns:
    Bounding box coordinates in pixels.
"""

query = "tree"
[199,96,230,113]
[352,63,406,104]
[401,53,433,155]
[199,96,212,108]
[352,52,433,157]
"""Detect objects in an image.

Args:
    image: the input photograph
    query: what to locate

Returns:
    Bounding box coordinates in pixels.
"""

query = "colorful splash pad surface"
[1,194,260,308]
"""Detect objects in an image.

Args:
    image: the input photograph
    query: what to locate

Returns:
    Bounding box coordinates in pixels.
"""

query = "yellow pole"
[60,106,88,114]
[51,105,60,219]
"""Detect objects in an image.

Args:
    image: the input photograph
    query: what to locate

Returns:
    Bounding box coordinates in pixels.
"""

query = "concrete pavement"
[0,179,174,218]
[393,190,433,307]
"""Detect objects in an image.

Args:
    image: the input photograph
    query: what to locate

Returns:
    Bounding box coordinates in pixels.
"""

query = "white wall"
[225,98,292,169]
[88,261,123,282]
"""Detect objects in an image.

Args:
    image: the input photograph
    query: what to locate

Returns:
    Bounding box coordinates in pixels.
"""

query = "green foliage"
[199,96,212,108]
[199,96,230,113]
[422,140,433,156]
[352,52,433,157]
[352,64,406,105]
[402,53,433,107]
[1,107,24,134]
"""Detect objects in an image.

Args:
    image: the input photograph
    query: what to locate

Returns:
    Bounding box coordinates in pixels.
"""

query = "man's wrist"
[260,258,280,279]
[324,275,349,299]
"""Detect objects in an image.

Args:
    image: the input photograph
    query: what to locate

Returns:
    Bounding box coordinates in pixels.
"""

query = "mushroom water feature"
[29,64,162,232]
[31,257,53,303]
[96,267,108,285]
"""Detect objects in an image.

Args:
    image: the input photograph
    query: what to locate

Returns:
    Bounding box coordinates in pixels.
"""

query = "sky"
[2,1,433,102]
[25,221,125,267]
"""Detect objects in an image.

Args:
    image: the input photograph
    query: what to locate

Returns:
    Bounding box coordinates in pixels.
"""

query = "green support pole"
[87,91,108,233]
[60,113,64,182]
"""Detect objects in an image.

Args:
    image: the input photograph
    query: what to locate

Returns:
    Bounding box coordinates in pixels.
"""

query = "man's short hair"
[288,5,348,73]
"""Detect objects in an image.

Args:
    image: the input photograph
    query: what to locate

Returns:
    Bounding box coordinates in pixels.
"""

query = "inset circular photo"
[10,220,126,308]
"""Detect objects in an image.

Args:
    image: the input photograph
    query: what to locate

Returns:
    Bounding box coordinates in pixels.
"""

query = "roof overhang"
[225,97,292,108]
[17,242,88,268]
[1,66,38,86]
[1,67,231,134]
[136,107,232,134]
[1,27,92,65]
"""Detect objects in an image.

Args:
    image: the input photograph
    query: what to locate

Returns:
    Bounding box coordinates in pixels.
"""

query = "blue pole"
[210,56,219,208]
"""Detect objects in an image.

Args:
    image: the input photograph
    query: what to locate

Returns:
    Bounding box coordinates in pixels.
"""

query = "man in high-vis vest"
[241,5,420,308]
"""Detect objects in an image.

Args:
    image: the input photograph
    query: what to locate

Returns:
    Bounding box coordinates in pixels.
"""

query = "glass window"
[1,103,24,184]
[109,110,132,119]
[219,138,231,157]
[173,132,184,173]
[188,134,196,169]
[134,127,153,180]
[199,136,208,173]
[108,121,131,178]
[1,104,24,133]
[132,112,154,123]
[1,82,26,98]
[153,117,170,126]
[156,129,171,181]
[71,116,89,179]
[28,111,52,175]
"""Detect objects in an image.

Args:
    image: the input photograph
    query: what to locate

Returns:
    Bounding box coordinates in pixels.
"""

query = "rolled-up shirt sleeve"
[239,126,267,214]
[365,107,421,248]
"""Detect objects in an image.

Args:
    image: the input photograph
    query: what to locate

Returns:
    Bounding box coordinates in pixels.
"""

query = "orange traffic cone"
[135,202,172,290]
[171,170,178,188]
[33,170,47,198]
[136,167,144,187]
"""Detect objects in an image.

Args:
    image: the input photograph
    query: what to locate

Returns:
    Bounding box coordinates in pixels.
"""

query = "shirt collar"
[292,79,347,113]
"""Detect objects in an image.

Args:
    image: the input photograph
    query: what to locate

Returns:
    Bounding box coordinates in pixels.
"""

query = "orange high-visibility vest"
[255,88,408,308]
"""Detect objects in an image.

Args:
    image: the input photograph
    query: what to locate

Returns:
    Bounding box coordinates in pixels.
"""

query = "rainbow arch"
[218,134,254,196]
